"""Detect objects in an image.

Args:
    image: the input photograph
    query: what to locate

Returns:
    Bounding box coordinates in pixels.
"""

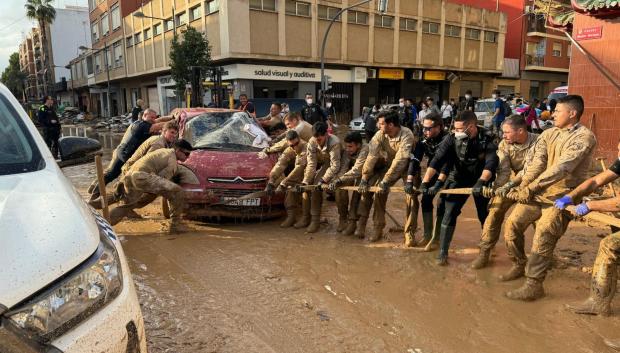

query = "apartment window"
[88,0,96,11]
[111,5,121,30]
[113,41,123,67]
[285,0,310,16]
[347,10,368,25]
[91,21,99,42]
[190,5,202,21]
[175,11,188,26]
[86,55,93,75]
[206,0,219,14]
[318,5,341,21]
[445,24,461,37]
[484,31,498,43]
[72,64,78,80]
[399,18,417,31]
[144,27,151,40]
[250,0,276,11]
[101,12,109,35]
[567,44,571,57]
[375,15,394,29]
[94,54,101,73]
[422,21,439,34]
[153,23,162,36]
[465,28,480,40]
[552,42,562,57]
[164,18,174,31]
[134,32,142,43]
[526,42,537,55]
[106,48,112,68]
[126,35,133,47]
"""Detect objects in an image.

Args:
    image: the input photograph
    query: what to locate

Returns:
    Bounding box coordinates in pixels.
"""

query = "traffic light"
[322,75,333,91]
[378,0,388,13]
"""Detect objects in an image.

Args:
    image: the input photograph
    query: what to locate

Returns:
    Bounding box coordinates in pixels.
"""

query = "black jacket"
[37,105,61,129]
[302,104,327,125]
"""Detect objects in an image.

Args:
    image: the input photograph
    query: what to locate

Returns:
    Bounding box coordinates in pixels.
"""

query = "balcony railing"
[526,14,546,34]
[525,54,545,67]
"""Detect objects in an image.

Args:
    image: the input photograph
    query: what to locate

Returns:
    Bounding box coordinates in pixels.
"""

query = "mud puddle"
[63,161,620,353]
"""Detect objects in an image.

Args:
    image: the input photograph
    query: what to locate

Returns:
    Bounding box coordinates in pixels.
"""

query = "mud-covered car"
[176,108,285,220]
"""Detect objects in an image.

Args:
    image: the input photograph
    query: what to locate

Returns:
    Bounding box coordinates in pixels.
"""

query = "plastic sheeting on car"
[183,111,270,150]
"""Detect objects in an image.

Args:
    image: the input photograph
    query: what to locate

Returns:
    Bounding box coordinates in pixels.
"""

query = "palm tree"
[25,0,56,97]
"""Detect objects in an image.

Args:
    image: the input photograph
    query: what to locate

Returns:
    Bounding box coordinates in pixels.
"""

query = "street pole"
[319,0,387,108]
[103,41,111,117]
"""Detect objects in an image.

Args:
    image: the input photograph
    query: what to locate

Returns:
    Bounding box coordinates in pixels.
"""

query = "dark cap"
[174,139,194,151]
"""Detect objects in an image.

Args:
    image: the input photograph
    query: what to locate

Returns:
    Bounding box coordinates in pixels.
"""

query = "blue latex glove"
[575,202,590,217]
[554,195,573,210]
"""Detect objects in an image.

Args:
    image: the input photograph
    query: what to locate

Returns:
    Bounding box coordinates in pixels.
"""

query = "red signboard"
[575,26,603,40]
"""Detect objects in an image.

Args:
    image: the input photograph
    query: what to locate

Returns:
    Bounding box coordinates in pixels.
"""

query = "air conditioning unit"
[447,72,459,83]
[367,68,377,79]
[411,70,423,80]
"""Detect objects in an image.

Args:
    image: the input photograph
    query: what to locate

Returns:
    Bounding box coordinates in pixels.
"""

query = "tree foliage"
[169,26,211,93]
[1,53,26,99]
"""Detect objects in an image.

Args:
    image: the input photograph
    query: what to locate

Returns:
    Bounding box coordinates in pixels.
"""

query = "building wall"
[49,6,91,83]
[569,12,620,162]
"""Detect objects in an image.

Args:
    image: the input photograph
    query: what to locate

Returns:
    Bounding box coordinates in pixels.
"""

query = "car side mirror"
[57,136,102,168]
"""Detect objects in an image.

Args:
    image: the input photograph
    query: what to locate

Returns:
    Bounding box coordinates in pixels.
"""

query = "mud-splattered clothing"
[362,127,415,185]
[266,121,313,154]
[303,135,342,185]
[121,135,172,174]
[335,144,369,223]
[338,144,369,182]
[269,140,308,186]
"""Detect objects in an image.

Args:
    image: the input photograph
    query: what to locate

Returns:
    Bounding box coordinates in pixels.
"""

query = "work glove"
[472,179,486,198]
[376,181,389,194]
[495,181,516,198]
[264,183,275,196]
[427,180,445,196]
[404,181,415,195]
[257,148,269,160]
[328,178,343,193]
[507,186,533,203]
[275,184,286,194]
[575,202,591,217]
[294,183,307,193]
[420,181,431,195]
[554,195,573,210]
[358,179,369,194]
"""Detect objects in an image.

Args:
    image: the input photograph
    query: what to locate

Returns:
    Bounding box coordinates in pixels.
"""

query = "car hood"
[184,150,275,183]
[0,168,100,309]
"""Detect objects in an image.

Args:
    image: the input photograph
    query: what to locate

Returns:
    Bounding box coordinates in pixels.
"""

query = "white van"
[0,83,146,352]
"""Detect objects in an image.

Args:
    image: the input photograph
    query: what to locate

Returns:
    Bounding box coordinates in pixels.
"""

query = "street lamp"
[80,44,111,118]
[320,0,388,106]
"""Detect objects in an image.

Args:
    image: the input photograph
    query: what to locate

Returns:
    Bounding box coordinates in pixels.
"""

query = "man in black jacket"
[301,93,327,125]
[421,111,499,265]
[37,96,61,159]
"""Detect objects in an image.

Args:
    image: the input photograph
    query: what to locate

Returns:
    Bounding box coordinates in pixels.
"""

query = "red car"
[175,108,285,220]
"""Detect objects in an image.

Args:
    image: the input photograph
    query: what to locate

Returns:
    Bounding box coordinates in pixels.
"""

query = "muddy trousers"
[404,175,422,239]
[358,174,391,233]
[438,193,490,258]
[478,197,515,252]
[111,172,184,225]
[336,179,361,222]
[88,153,125,197]
[588,235,620,306]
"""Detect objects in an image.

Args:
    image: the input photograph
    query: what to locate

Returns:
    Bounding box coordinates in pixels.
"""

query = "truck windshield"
[0,94,44,175]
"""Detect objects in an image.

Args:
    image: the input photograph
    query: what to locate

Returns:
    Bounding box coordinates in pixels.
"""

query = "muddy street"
[64,162,620,353]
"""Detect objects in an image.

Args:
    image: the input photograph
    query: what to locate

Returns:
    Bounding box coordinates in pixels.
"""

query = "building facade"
[19,34,38,100]
[69,0,509,118]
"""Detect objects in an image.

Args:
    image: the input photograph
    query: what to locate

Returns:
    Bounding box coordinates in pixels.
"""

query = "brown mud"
[64,161,620,353]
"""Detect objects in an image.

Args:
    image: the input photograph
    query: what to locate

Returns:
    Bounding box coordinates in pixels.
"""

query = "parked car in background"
[175,108,285,220]
[0,83,146,353]
[474,98,515,129]
[349,114,366,136]
[548,86,568,102]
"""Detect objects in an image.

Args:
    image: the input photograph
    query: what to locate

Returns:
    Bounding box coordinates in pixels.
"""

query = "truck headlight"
[6,233,123,342]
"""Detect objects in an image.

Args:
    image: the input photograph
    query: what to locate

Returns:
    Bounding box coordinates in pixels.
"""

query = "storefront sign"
[220,64,361,83]
[378,68,405,80]
[575,26,603,40]
[423,70,446,81]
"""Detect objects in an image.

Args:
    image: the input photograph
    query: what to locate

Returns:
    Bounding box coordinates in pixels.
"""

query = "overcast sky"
[0,0,88,73]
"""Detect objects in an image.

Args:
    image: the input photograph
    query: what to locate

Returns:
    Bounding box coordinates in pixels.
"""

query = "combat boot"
[505,278,545,301]
[343,220,357,236]
[280,209,297,228]
[470,249,491,270]
[164,219,193,233]
[436,224,456,266]
[306,216,321,233]
[336,217,348,233]
[354,217,368,239]
[367,224,384,243]
[568,264,616,316]
[498,263,525,282]
[294,196,311,229]
[418,212,435,247]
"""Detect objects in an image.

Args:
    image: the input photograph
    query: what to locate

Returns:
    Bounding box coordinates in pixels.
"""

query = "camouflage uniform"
[334,144,369,234]
[360,127,415,240]
[121,135,173,175]
[265,120,313,154]
[268,140,308,227]
[504,124,597,300]
[109,148,184,227]
[475,133,538,262]
[301,135,342,232]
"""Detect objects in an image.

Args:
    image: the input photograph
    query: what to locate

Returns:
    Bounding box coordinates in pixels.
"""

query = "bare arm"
[585,196,620,213]
[568,170,619,200]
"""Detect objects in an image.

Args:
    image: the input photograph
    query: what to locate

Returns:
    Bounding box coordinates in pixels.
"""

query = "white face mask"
[454,131,468,140]
[306,98,313,105]
[399,102,405,108]
[326,102,332,108]
[465,95,471,99]
[492,94,498,99]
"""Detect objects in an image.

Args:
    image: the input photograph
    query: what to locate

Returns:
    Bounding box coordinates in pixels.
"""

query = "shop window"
[190,5,202,21]
[399,18,417,31]
[251,0,277,12]
[445,24,461,37]
[465,28,480,40]
[347,10,368,25]
[285,0,310,17]
[206,0,219,14]
[318,5,341,21]
[552,42,562,57]
[484,31,498,43]
[376,15,394,29]
[422,21,439,34]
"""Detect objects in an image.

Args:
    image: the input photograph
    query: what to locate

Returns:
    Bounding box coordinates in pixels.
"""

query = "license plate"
[221,197,261,206]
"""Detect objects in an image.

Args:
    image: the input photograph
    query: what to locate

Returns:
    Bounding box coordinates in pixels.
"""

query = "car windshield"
[0,94,44,175]
[183,111,268,151]
[548,92,567,101]
[475,101,495,113]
